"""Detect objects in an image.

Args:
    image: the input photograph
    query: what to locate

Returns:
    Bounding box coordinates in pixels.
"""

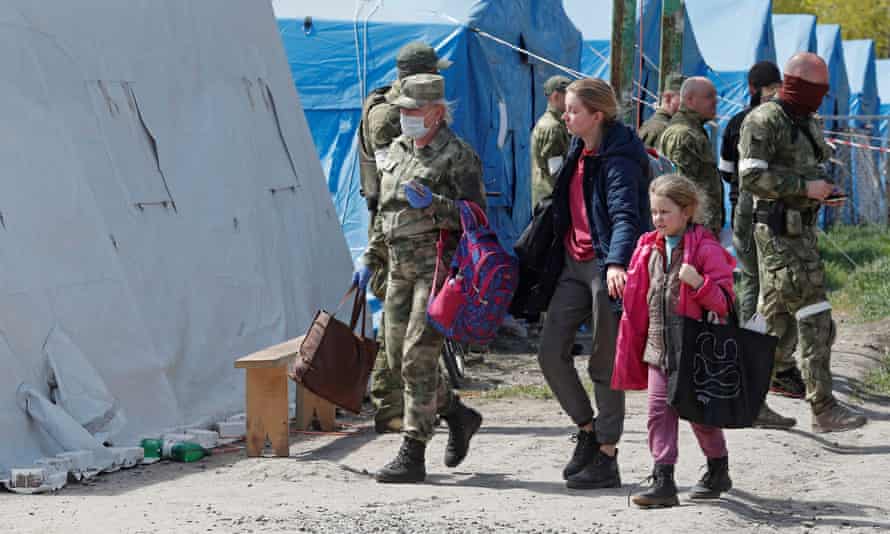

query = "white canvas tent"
[0,0,351,473]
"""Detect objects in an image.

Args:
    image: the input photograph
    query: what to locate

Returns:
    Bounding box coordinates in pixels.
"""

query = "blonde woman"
[536,78,649,489]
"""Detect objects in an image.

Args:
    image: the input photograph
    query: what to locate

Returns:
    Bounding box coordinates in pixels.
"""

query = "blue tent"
[875,59,890,136]
[817,24,851,225]
[842,39,882,223]
[875,59,890,222]
[876,60,890,140]
[816,24,850,130]
[843,40,880,128]
[773,14,817,69]
[684,0,776,126]
[274,0,581,261]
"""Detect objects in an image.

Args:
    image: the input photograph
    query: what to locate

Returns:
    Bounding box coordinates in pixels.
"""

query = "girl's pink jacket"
[611,224,736,390]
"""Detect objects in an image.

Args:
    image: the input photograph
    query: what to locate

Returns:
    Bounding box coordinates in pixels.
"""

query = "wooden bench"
[234,335,336,457]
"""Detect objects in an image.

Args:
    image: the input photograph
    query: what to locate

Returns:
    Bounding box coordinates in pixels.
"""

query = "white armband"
[374,149,389,169]
[739,159,769,172]
[718,158,736,173]
[795,301,832,320]
[547,156,564,175]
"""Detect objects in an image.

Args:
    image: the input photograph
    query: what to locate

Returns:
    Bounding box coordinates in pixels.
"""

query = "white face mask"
[400,113,430,139]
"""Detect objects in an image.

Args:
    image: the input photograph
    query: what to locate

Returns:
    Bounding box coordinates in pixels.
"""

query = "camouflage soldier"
[530,75,571,207]
[658,77,724,237]
[638,73,684,150]
[739,52,867,433]
[354,74,487,483]
[720,62,806,403]
[357,42,453,434]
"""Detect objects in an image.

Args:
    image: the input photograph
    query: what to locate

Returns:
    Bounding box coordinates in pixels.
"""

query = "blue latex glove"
[404,181,433,209]
[352,265,372,291]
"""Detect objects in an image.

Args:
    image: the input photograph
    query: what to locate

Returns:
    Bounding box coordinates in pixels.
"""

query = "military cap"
[664,73,685,93]
[396,42,452,78]
[543,75,572,95]
[392,73,445,109]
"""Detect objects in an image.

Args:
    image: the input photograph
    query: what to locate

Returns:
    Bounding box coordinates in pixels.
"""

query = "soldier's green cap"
[396,42,452,78]
[664,73,685,93]
[543,75,572,95]
[392,73,445,109]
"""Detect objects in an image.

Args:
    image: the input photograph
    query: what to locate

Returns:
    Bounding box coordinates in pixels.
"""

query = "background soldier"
[720,61,806,403]
[355,74,487,483]
[638,73,684,150]
[357,42,453,434]
[739,52,867,433]
[531,75,571,207]
[658,77,724,237]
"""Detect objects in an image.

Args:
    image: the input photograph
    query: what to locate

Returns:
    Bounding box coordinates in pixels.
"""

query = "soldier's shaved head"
[784,53,829,85]
[680,77,717,119]
[679,76,715,101]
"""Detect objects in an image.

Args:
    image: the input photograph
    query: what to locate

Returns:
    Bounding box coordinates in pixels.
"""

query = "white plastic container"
[216,420,246,438]
[56,450,99,480]
[5,467,67,494]
[185,429,219,450]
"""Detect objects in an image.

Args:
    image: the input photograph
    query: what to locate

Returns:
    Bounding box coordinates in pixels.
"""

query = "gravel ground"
[1,317,888,533]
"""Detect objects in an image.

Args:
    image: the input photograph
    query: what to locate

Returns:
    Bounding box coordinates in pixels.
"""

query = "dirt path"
[1,318,889,533]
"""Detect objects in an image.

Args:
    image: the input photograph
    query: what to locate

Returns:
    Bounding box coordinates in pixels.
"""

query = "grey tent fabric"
[0,0,352,471]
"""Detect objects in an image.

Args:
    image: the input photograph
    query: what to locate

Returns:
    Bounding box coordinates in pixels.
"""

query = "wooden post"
[611,0,638,126]
[295,386,336,431]
[244,367,290,457]
[659,0,685,94]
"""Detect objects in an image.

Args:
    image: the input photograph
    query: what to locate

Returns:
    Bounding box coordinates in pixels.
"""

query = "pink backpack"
[427,201,519,345]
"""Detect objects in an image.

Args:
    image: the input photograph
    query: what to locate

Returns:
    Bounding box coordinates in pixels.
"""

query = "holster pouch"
[785,209,803,237]
[765,201,786,236]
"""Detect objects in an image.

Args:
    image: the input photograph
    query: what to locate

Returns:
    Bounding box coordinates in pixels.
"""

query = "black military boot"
[442,399,483,468]
[565,448,621,489]
[689,456,732,499]
[632,464,679,508]
[752,402,797,429]
[562,429,598,480]
[770,367,806,399]
[376,437,426,483]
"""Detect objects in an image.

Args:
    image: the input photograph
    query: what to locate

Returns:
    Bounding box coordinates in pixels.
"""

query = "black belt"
[754,203,818,226]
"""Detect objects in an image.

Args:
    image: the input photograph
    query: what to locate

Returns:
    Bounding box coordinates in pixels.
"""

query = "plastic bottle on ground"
[161,440,208,462]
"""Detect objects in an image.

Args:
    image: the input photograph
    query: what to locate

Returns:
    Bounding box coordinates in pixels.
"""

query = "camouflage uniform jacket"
[358,81,403,209]
[530,105,570,206]
[638,108,672,150]
[658,107,724,236]
[738,100,830,213]
[361,126,486,270]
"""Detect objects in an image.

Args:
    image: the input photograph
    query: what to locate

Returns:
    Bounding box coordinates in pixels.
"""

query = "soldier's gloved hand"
[352,265,372,291]
[404,181,433,209]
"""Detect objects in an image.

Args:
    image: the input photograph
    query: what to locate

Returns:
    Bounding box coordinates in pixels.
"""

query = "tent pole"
[611,0,637,126]
[659,0,685,95]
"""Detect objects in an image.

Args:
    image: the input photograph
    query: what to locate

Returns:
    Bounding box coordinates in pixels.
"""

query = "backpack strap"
[458,200,489,232]
[428,229,449,307]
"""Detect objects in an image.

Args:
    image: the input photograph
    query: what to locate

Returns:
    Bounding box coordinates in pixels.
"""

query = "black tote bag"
[667,289,778,429]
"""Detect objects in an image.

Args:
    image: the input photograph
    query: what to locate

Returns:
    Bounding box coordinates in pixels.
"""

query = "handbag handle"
[701,285,739,326]
[348,284,368,339]
[333,285,357,316]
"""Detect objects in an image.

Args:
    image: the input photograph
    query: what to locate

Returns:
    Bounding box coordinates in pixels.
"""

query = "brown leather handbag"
[289,285,377,413]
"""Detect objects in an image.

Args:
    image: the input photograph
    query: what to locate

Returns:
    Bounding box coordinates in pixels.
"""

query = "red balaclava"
[779,74,829,116]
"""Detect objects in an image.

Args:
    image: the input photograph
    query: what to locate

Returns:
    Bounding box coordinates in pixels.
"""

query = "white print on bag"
[692,333,741,403]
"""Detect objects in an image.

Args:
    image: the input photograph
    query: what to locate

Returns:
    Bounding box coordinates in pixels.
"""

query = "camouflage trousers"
[370,311,452,425]
[734,191,798,374]
[384,235,455,442]
[754,222,837,413]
